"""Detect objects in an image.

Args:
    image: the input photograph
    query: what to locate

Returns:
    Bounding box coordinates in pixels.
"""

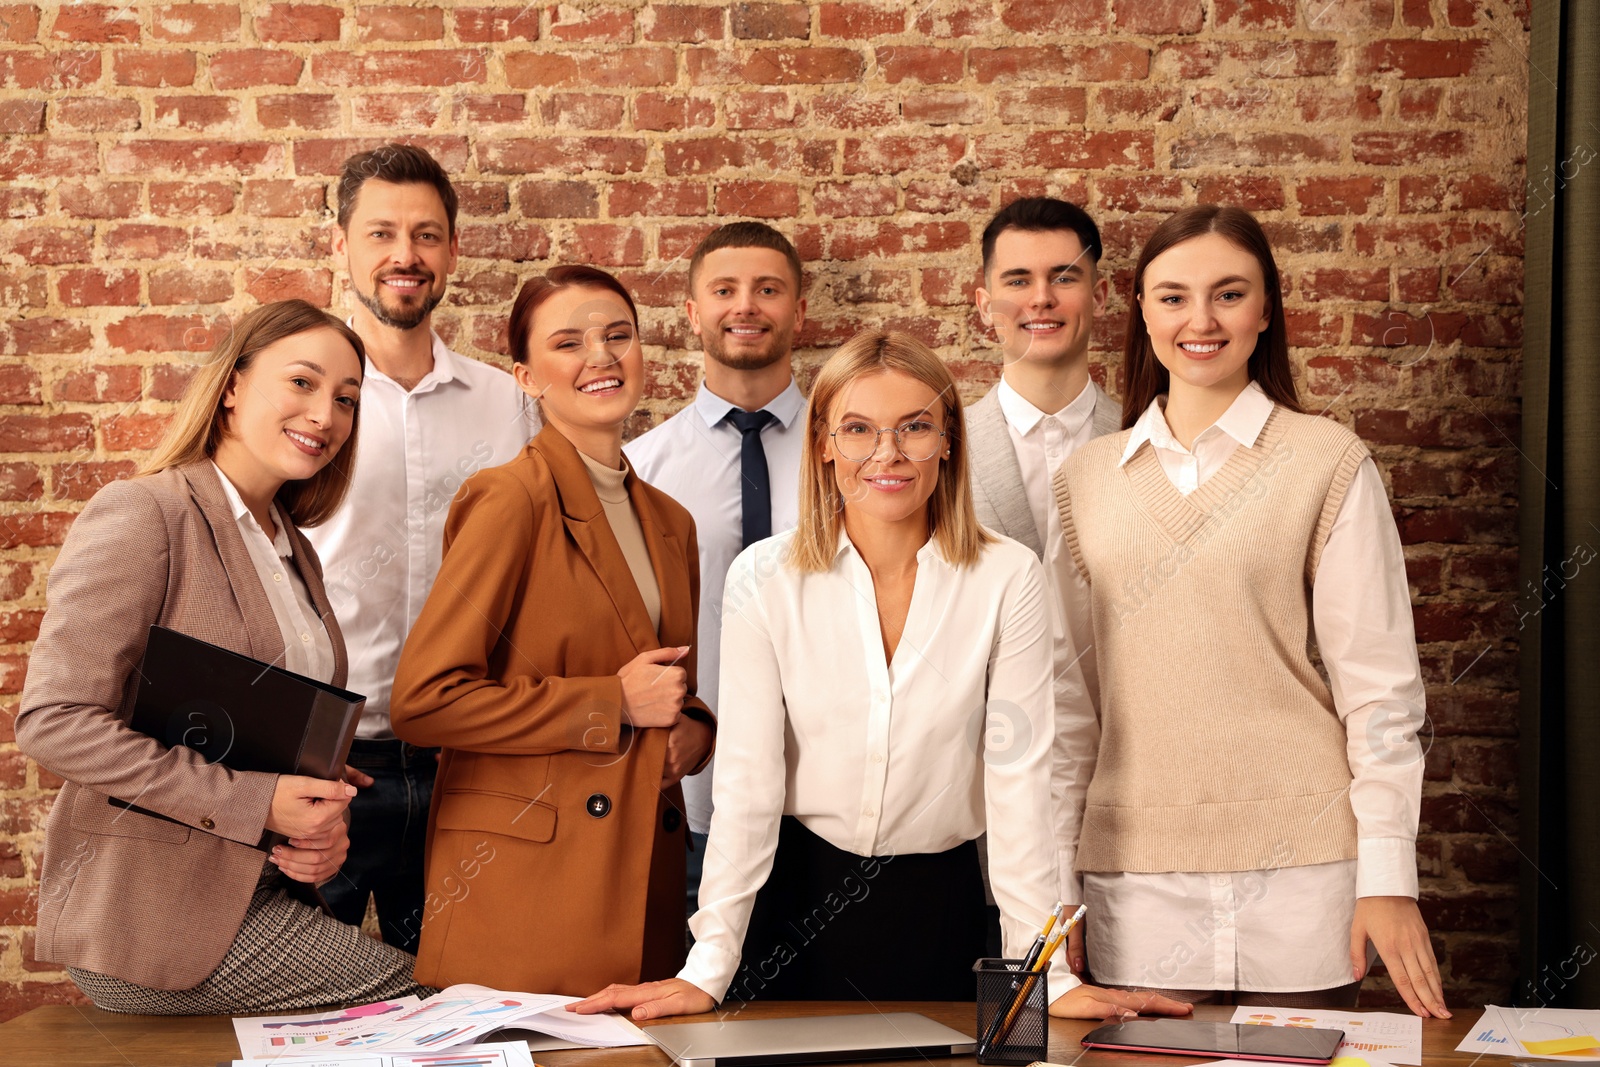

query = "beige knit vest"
[1055,405,1369,874]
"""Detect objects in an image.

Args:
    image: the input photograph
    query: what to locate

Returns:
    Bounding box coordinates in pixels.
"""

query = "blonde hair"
[787,329,995,572]
[140,300,365,528]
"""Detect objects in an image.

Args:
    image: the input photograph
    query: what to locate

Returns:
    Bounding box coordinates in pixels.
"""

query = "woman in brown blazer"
[391,265,715,997]
[16,300,432,1012]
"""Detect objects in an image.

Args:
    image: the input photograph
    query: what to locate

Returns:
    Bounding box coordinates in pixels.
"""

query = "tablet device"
[1081,1019,1345,1064]
[645,1012,975,1067]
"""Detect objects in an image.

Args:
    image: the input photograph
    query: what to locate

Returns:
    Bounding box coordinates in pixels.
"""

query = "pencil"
[976,903,1067,1057]
[992,905,1086,1048]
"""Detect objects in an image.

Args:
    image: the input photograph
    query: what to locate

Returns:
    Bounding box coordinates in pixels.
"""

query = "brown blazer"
[15,462,348,990]
[391,425,713,996]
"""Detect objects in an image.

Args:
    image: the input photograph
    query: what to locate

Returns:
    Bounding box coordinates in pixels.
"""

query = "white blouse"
[212,463,336,684]
[680,529,1074,1003]
[1050,384,1427,991]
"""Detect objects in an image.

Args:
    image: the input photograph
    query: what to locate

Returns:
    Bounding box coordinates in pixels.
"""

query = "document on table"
[232,985,649,1059]
[228,1039,537,1067]
[1229,1006,1423,1065]
[1456,1005,1600,1060]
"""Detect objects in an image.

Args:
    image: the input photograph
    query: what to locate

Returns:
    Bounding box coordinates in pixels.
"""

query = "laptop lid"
[644,1012,976,1067]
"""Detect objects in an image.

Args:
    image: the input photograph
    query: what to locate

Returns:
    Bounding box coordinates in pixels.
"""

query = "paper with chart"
[227,1039,537,1067]
[1231,1006,1422,1065]
[232,984,649,1058]
[1456,1005,1600,1060]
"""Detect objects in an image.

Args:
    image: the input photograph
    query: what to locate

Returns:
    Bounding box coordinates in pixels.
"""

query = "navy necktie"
[727,408,777,548]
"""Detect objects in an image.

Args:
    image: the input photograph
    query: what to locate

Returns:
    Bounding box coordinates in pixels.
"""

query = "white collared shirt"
[304,332,539,738]
[996,376,1100,546]
[1052,382,1426,990]
[680,529,1075,1003]
[211,462,336,684]
[625,379,806,834]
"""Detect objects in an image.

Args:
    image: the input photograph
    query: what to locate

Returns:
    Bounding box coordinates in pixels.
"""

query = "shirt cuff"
[1356,837,1419,899]
[679,936,740,1004]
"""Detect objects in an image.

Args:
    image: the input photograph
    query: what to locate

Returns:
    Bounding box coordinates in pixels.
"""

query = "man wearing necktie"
[625,223,809,921]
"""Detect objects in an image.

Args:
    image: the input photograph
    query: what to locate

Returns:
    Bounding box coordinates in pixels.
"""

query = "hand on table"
[570,978,714,1021]
[1049,984,1192,1020]
[661,716,714,789]
[270,819,350,885]
[1352,895,1449,1018]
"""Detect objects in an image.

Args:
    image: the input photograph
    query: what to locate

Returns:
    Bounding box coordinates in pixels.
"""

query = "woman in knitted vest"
[1050,205,1449,1016]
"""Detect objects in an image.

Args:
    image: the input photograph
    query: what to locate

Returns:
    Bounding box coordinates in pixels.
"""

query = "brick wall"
[0,0,1527,1019]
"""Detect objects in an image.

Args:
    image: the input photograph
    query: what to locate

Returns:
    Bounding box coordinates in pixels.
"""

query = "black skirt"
[728,816,987,1002]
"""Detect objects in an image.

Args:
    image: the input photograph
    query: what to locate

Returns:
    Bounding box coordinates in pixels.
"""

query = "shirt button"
[862,809,875,818]
[300,633,311,643]
[871,753,884,763]
[1211,875,1229,887]
[272,573,283,583]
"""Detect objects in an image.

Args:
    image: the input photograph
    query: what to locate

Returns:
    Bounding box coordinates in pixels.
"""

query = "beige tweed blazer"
[15,461,349,990]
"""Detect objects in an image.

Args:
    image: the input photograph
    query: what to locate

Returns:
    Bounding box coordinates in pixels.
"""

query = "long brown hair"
[1121,204,1301,429]
[788,329,994,572]
[141,300,365,528]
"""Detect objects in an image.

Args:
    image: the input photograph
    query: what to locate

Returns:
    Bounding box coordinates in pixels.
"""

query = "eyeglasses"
[830,419,946,462]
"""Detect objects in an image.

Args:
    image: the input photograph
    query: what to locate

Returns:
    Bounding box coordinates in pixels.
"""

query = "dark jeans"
[321,738,437,955]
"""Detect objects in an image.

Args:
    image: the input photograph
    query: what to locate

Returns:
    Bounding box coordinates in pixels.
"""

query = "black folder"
[119,625,366,818]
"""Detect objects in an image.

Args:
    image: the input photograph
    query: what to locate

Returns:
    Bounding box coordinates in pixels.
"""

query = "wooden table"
[0,1001,1481,1067]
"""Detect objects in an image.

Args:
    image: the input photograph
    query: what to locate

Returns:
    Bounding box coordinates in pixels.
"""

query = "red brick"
[876,46,963,84]
[454,181,508,217]
[0,140,99,181]
[104,413,173,452]
[1172,131,1340,168]
[56,365,143,403]
[662,136,798,176]
[506,181,592,219]
[1307,0,1395,30]
[914,1,998,37]
[978,130,1154,170]
[242,180,325,218]
[1398,85,1443,119]
[741,47,863,84]
[153,94,240,130]
[244,267,333,305]
[1193,175,1284,210]
[478,137,645,175]
[113,49,196,87]
[1298,267,1389,303]
[1214,0,1295,27]
[1353,131,1468,166]
[355,93,444,129]
[0,464,42,502]
[0,365,41,403]
[54,97,140,132]
[50,3,141,42]
[454,6,540,41]
[0,99,43,134]
[1000,0,1106,32]
[1115,0,1204,34]
[726,90,800,129]
[646,5,724,41]
[634,92,716,130]
[0,318,92,357]
[0,188,45,220]
[1297,176,1385,215]
[256,93,339,130]
[150,363,198,402]
[1090,85,1178,124]
[820,221,969,260]
[813,181,898,218]
[106,139,282,177]
[454,94,526,125]
[0,5,40,42]
[0,415,94,453]
[149,265,234,305]
[293,136,469,175]
[549,7,635,42]
[808,95,897,128]
[731,2,810,38]
[313,50,486,87]
[0,269,48,308]
[151,4,241,42]
[358,6,444,41]
[716,180,799,218]
[567,224,646,266]
[539,92,625,129]
[209,48,303,89]
[506,48,675,88]
[2,225,92,265]
[820,3,903,37]
[904,91,984,125]
[255,3,343,41]
[608,180,706,217]
[902,179,989,215]
[106,314,210,354]
[52,461,137,502]
[58,269,141,308]
[1097,175,1184,213]
[1296,85,1384,123]
[975,44,1151,83]
[995,87,1088,125]
[457,222,551,262]
[1361,39,1488,78]
[1156,40,1336,79]
[843,134,964,176]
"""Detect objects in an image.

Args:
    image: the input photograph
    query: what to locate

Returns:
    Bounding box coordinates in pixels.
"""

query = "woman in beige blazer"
[392,266,714,997]
[16,300,431,1013]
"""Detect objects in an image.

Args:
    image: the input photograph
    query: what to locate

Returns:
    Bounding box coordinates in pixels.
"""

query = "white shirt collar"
[693,378,806,431]
[996,376,1097,438]
[210,461,293,558]
[1119,381,1275,466]
[832,528,946,568]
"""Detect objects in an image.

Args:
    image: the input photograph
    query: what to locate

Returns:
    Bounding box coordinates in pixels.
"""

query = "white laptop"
[644,1012,977,1067]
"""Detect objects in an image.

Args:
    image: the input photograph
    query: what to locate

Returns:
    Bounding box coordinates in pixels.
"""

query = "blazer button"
[586,793,612,818]
[200,816,215,830]
[663,808,682,833]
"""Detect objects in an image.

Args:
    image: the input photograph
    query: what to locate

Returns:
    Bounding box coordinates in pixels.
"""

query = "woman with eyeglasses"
[575,329,1192,1021]
[390,266,715,995]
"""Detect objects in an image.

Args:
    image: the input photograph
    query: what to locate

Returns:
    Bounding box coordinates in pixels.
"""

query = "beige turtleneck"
[579,450,661,633]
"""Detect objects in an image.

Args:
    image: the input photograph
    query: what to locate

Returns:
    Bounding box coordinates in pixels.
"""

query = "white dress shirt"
[211,462,336,684]
[1051,382,1426,991]
[996,377,1106,902]
[304,332,539,738]
[625,380,806,834]
[680,529,1075,1003]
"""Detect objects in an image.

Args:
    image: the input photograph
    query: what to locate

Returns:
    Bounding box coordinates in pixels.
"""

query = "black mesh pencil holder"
[973,957,1048,1065]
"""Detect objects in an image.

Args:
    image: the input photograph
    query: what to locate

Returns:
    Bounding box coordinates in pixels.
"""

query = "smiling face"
[512,284,643,447]
[334,179,458,331]
[217,327,362,493]
[1138,231,1272,396]
[975,227,1107,370]
[822,369,949,531]
[687,246,806,371]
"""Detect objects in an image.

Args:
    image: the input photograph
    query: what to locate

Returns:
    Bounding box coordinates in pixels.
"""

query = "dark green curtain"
[1519,0,1600,1011]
